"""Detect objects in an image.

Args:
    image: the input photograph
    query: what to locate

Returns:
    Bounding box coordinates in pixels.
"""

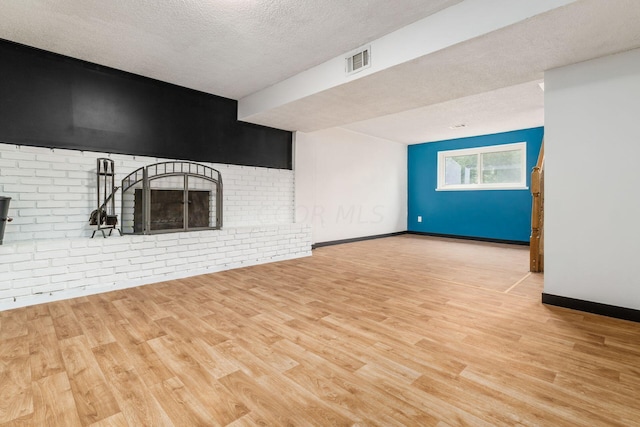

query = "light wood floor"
[1,235,639,426]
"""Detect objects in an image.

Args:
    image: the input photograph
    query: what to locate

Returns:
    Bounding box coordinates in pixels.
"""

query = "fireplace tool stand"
[90,158,121,238]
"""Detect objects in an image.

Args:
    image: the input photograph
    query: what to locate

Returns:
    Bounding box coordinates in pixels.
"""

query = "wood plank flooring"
[1,235,639,426]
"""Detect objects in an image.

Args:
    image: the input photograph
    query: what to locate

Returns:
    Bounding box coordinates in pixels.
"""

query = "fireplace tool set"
[90,158,121,238]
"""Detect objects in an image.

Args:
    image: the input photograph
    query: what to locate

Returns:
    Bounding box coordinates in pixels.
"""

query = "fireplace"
[133,189,211,232]
[121,162,222,234]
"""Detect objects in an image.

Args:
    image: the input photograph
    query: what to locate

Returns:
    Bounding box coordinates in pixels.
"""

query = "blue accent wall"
[407,127,544,242]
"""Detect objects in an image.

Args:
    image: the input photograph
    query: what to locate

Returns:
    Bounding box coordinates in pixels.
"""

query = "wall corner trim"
[542,293,640,323]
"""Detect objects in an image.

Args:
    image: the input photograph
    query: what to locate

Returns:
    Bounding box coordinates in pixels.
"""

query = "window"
[437,142,527,191]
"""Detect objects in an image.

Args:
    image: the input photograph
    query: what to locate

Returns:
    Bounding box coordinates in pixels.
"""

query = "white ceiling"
[243,0,640,141]
[0,0,461,99]
[1,0,640,144]
[344,80,545,144]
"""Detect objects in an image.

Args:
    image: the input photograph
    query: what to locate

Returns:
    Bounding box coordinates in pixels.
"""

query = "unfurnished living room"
[1,0,640,425]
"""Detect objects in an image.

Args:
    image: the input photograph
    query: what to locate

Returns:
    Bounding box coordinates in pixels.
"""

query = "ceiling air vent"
[345,46,371,76]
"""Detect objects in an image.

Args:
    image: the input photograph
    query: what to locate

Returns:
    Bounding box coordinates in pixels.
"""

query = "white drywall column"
[544,48,640,310]
[295,128,407,244]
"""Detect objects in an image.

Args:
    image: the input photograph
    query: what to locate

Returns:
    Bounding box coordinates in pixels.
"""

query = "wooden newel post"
[530,141,544,272]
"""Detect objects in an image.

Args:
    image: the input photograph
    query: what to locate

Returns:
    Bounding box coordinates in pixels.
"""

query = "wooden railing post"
[530,141,544,272]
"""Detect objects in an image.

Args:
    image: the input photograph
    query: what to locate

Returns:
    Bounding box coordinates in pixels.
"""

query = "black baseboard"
[312,231,407,249]
[542,293,640,323]
[406,231,529,246]
[312,230,529,249]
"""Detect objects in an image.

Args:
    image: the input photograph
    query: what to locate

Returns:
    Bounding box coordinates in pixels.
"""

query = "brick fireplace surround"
[0,143,311,310]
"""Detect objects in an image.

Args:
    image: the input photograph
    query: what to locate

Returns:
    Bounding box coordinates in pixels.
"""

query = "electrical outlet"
[417,216,422,223]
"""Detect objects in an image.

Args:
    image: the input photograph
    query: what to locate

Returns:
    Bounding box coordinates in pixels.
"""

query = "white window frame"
[436,142,528,191]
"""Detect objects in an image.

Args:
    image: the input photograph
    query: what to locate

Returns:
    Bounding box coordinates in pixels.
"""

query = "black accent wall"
[0,39,292,169]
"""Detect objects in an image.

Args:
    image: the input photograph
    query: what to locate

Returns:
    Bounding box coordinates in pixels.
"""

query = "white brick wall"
[0,143,294,243]
[0,224,312,310]
[0,143,310,311]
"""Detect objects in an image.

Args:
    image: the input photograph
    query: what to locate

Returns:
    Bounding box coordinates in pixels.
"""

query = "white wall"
[295,128,407,244]
[545,48,640,310]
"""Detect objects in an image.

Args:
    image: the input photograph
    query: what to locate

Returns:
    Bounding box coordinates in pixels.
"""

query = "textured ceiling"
[1,0,639,144]
[244,0,640,140]
[343,80,544,144]
[0,0,461,99]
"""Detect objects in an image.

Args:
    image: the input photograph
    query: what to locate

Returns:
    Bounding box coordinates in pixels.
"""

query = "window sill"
[436,186,529,192]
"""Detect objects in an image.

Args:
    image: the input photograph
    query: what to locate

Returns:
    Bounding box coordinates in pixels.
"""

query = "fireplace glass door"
[148,175,185,231]
[121,162,222,235]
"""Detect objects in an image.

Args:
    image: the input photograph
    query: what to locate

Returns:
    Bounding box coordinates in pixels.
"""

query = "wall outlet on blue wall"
[417,216,422,223]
